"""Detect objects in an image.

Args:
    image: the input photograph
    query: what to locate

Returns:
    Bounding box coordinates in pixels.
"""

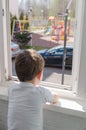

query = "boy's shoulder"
[9,81,21,89]
[37,86,54,103]
[37,86,50,93]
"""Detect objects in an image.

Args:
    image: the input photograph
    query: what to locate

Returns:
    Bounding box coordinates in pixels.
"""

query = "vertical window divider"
[0,0,5,82]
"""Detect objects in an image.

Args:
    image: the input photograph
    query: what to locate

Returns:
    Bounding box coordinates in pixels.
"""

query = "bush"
[14,31,32,49]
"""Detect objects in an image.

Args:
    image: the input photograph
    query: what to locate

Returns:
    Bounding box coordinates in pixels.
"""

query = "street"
[12,59,72,87]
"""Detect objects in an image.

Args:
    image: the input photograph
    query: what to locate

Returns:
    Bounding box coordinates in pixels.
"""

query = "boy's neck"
[27,78,40,86]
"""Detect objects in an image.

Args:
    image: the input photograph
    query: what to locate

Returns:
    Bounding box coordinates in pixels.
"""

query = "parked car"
[38,45,73,68]
[11,42,20,58]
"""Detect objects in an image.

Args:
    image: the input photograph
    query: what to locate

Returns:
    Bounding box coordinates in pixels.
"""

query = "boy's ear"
[37,71,42,80]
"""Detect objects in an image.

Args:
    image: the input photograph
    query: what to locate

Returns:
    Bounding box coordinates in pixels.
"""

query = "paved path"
[32,32,60,47]
[32,31,74,48]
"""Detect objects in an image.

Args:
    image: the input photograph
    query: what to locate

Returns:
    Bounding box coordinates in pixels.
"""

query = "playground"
[43,16,74,45]
[32,31,74,48]
[31,15,74,48]
[12,15,74,48]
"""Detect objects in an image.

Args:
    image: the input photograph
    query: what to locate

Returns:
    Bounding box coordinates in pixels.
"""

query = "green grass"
[23,45,50,51]
[32,46,50,51]
[31,26,43,31]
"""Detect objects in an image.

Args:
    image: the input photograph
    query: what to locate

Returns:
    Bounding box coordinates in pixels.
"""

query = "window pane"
[10,0,76,89]
[66,48,73,55]
[56,48,64,55]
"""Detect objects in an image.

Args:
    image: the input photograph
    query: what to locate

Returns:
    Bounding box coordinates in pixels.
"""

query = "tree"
[10,13,17,35]
[19,12,24,20]
[25,15,29,20]
[70,0,76,18]
[22,0,76,19]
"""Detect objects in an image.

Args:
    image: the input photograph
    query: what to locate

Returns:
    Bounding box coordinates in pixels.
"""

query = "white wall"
[0,100,8,130]
[43,109,86,130]
[0,99,86,130]
[9,0,19,17]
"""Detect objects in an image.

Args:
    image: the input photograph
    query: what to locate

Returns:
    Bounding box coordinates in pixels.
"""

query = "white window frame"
[0,0,12,82]
[0,0,86,100]
[72,0,86,99]
[0,0,5,82]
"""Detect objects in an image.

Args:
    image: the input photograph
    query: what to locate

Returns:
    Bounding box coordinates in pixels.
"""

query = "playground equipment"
[57,20,64,40]
[44,16,55,35]
[45,16,72,43]
[51,19,72,42]
[50,20,65,42]
[45,17,65,40]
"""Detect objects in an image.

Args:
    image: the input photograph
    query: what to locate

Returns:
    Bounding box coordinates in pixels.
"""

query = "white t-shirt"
[8,82,54,130]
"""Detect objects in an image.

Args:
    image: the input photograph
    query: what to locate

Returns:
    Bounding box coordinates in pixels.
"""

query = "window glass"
[48,49,56,54]
[66,48,73,55]
[10,0,76,88]
[56,48,64,55]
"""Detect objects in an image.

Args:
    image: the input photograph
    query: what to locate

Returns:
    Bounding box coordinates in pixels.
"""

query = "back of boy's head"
[15,49,45,82]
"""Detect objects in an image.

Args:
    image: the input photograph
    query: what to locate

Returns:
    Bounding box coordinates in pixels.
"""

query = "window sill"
[44,98,86,118]
[0,81,86,119]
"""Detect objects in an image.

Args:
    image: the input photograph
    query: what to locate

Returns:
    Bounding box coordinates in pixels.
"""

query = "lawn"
[24,45,50,51]
[32,46,50,51]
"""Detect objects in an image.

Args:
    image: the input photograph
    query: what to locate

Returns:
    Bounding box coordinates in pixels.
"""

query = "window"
[47,47,64,55]
[56,48,64,55]
[11,0,75,87]
[66,48,73,55]
[0,0,86,99]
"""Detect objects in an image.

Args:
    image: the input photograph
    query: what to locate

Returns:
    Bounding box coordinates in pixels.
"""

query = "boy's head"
[15,49,45,82]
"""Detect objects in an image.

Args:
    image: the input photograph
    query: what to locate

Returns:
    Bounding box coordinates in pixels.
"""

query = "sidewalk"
[32,31,74,48]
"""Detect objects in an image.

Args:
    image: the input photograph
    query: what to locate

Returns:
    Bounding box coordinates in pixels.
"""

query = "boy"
[8,49,58,130]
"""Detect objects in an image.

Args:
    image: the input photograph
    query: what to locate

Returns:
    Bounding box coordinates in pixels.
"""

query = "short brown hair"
[15,49,45,82]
